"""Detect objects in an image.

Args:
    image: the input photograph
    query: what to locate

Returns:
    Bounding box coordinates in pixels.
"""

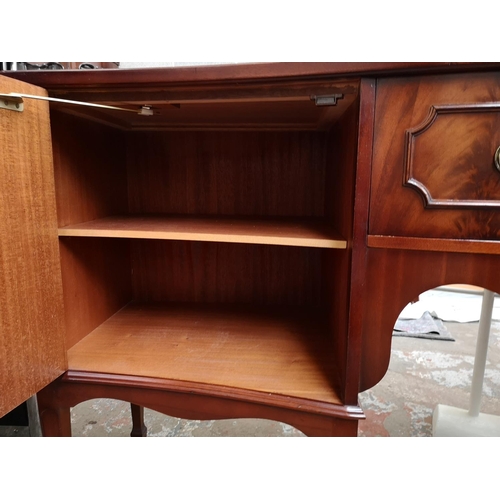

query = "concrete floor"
[359,319,500,436]
[3,293,500,437]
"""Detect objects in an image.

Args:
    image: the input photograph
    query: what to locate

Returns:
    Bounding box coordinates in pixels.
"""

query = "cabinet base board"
[37,371,364,437]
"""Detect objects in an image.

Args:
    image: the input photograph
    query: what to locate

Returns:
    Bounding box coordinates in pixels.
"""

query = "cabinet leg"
[130,404,147,437]
[37,404,72,437]
[36,385,72,437]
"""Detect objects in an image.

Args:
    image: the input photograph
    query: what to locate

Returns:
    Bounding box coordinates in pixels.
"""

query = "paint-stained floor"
[358,320,500,436]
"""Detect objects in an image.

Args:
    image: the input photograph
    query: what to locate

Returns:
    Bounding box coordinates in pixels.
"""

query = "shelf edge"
[58,228,347,249]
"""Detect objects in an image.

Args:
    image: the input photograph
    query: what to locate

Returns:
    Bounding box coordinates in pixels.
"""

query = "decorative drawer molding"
[404,103,500,208]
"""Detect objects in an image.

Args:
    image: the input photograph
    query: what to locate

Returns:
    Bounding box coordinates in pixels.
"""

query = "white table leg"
[433,288,500,436]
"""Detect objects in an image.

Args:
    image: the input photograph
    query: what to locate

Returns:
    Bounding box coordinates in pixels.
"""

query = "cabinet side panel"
[324,99,360,399]
[51,111,128,227]
[360,248,500,392]
[0,76,66,417]
[60,238,132,349]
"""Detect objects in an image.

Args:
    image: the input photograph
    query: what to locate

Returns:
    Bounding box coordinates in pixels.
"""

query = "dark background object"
[0,62,119,71]
[0,402,29,426]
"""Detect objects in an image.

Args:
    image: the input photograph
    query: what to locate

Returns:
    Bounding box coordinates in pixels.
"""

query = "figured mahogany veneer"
[404,103,500,208]
[367,235,500,254]
[359,248,500,392]
[371,72,500,240]
[5,63,500,437]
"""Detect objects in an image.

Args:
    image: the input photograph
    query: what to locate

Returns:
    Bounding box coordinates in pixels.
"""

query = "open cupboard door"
[0,74,66,417]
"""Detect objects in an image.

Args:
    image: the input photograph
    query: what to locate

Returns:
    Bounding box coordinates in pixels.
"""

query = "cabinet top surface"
[4,62,500,90]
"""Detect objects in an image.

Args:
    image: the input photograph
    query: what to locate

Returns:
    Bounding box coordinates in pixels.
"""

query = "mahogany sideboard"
[1,62,500,437]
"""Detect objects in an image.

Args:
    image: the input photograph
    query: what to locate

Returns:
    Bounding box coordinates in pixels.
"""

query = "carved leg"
[37,402,72,437]
[130,403,147,437]
[36,382,72,437]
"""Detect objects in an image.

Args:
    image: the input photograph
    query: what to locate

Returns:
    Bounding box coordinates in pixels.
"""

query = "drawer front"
[370,72,500,241]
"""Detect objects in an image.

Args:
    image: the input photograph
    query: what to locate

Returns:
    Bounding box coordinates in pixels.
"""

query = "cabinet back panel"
[130,240,325,306]
[126,131,326,217]
[51,112,128,227]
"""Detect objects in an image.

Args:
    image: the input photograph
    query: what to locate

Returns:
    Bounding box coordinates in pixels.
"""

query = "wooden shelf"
[68,302,341,404]
[59,215,347,249]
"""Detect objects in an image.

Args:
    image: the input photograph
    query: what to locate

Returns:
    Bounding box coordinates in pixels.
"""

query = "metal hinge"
[310,94,344,106]
[0,93,23,112]
[0,92,154,115]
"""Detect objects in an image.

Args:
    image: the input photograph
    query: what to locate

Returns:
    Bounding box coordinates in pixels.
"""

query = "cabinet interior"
[49,82,360,403]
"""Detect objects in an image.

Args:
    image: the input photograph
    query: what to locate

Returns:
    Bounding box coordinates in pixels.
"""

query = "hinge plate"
[0,94,24,112]
[311,94,344,106]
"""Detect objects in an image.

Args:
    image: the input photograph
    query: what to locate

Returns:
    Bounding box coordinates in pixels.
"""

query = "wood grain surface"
[368,235,500,254]
[359,248,500,392]
[38,372,362,436]
[342,79,377,404]
[9,62,500,91]
[67,302,341,404]
[126,130,327,217]
[58,214,346,248]
[323,97,360,401]
[370,72,500,241]
[48,94,359,131]
[51,111,128,227]
[0,75,66,417]
[129,240,325,306]
[404,103,500,208]
[59,238,132,349]
[8,63,500,435]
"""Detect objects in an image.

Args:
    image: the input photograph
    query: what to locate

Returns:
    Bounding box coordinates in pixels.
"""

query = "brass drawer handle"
[496,146,500,173]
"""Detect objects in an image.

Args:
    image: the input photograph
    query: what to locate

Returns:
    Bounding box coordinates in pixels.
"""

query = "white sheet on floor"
[399,289,500,323]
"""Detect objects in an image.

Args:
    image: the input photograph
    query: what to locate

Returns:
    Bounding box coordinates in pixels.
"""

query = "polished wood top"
[5,62,500,91]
